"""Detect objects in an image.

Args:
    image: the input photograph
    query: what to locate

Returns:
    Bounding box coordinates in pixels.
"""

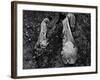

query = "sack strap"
[62,16,74,43]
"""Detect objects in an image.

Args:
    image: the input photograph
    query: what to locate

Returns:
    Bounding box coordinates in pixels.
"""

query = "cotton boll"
[40,40,48,47]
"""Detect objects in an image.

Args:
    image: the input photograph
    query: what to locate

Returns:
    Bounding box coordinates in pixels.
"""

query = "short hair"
[59,13,66,20]
[46,16,52,21]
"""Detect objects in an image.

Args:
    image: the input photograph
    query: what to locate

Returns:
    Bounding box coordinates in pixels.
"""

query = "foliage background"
[23,10,91,69]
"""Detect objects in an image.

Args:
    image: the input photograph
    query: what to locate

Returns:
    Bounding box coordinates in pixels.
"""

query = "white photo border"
[13,1,97,78]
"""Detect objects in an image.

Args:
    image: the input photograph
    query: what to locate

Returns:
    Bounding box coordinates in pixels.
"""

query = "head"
[59,13,66,21]
[47,16,52,21]
[45,16,53,29]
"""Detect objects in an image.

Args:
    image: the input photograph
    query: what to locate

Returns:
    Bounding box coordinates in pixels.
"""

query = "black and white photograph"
[23,11,91,69]
[11,1,97,78]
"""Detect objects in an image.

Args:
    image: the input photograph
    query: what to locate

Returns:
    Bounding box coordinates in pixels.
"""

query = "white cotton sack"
[63,41,74,53]
[61,41,77,64]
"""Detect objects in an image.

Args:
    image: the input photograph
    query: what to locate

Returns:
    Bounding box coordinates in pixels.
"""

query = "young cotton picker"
[61,13,78,65]
[34,18,50,57]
